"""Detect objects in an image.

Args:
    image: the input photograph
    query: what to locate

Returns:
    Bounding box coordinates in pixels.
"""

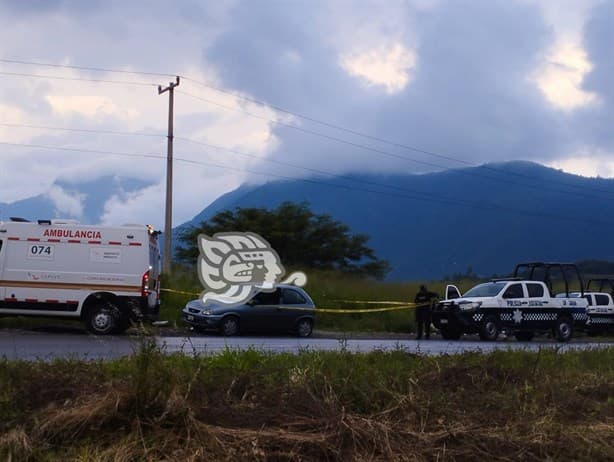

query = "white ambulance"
[0,218,161,334]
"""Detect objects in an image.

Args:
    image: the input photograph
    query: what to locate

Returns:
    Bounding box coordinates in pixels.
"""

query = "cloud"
[46,184,84,217]
[1,0,614,228]
[46,94,140,119]
[547,144,614,178]
[533,41,597,110]
[207,0,569,174]
[341,44,417,94]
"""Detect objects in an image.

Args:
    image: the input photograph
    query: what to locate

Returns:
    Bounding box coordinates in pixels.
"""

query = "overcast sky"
[0,0,612,227]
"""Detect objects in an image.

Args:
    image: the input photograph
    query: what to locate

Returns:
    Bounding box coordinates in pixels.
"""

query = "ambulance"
[0,217,160,334]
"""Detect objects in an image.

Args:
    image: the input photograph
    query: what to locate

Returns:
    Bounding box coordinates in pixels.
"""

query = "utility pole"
[158,76,180,275]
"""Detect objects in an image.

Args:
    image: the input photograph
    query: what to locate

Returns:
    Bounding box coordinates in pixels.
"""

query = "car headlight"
[200,309,213,315]
[457,301,481,311]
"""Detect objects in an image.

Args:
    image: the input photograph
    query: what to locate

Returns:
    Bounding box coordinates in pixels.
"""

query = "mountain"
[176,161,614,280]
[0,176,152,224]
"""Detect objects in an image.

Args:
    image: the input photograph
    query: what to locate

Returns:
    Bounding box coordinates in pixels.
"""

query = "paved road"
[0,328,612,360]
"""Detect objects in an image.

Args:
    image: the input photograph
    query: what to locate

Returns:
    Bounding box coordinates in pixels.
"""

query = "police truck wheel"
[86,304,116,335]
[553,316,573,342]
[220,316,240,336]
[479,316,499,341]
[514,331,534,342]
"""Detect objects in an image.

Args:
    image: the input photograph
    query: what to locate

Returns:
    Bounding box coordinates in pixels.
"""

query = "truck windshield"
[463,282,506,298]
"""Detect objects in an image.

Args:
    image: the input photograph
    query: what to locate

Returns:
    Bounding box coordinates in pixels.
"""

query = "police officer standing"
[414,284,438,340]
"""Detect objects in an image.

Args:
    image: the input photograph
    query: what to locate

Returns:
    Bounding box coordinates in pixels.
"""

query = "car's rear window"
[527,283,544,298]
[282,289,307,305]
[595,294,610,306]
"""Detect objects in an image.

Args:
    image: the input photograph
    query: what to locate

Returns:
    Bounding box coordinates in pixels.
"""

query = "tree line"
[176,202,390,279]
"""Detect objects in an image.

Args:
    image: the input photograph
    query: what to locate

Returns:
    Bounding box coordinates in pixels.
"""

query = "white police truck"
[0,217,160,334]
[432,262,589,342]
[571,291,614,334]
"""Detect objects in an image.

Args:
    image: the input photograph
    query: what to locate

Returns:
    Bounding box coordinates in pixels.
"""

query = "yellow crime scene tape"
[277,304,429,313]
[332,300,411,305]
[160,288,201,296]
[160,288,431,313]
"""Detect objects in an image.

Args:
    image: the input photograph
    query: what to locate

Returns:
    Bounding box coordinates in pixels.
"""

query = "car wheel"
[86,303,116,335]
[440,327,462,340]
[553,316,573,342]
[220,316,240,336]
[514,331,534,342]
[296,318,313,338]
[479,316,499,341]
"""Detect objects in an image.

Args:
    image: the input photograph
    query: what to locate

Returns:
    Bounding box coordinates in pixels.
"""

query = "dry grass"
[1,345,613,461]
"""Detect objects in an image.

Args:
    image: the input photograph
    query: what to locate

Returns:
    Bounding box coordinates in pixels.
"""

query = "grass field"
[1,342,613,460]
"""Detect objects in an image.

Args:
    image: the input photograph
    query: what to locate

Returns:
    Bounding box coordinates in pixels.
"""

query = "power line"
[0,141,162,160]
[0,71,157,87]
[175,135,503,210]
[0,122,577,215]
[3,58,613,198]
[3,139,614,228]
[0,122,165,138]
[181,76,614,196]
[176,89,609,201]
[0,59,614,194]
[0,58,174,78]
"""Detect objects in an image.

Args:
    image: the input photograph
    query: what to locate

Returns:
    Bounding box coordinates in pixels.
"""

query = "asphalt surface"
[0,327,612,360]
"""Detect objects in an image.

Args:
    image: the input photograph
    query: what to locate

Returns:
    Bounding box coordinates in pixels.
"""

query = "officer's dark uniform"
[414,285,438,340]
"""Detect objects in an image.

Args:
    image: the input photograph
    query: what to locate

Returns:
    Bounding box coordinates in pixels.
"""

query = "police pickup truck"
[432,263,589,342]
[570,291,614,334]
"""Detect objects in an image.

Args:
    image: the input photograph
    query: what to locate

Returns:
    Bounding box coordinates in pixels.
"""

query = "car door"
[279,288,311,330]
[594,294,613,314]
[247,288,281,331]
[501,283,526,327]
[445,284,461,300]
[525,282,550,329]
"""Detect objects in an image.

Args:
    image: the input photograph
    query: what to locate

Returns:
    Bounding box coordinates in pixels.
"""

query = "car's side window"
[503,283,524,299]
[595,294,610,306]
[526,283,544,298]
[251,289,281,305]
[282,289,306,305]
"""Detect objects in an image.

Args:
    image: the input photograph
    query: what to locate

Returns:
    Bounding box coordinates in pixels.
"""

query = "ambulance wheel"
[514,331,534,342]
[479,316,499,341]
[86,303,116,335]
[220,316,240,336]
[553,316,573,342]
[440,327,461,340]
